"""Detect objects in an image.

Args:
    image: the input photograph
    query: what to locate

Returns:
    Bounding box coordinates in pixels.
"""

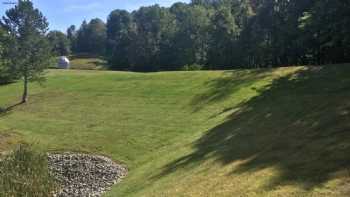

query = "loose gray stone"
[48,153,127,197]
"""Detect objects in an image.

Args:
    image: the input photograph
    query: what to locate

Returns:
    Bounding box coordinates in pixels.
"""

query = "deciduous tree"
[47,30,70,56]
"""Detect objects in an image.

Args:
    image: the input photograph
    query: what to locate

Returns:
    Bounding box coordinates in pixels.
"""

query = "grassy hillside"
[0,65,350,196]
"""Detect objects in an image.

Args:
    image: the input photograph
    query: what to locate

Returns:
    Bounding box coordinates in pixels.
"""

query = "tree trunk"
[22,73,28,103]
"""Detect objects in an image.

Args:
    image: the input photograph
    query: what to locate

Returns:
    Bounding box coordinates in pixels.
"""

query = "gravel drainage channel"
[48,153,128,197]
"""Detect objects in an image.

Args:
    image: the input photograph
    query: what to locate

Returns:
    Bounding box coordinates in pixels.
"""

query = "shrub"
[0,144,58,197]
[0,58,13,85]
[0,69,16,85]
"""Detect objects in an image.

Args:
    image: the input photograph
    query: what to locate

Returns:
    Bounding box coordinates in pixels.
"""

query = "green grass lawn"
[0,65,350,196]
[69,54,107,70]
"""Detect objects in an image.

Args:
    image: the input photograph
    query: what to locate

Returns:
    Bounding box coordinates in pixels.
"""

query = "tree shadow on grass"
[0,102,23,117]
[0,81,14,87]
[190,69,273,112]
[157,65,350,191]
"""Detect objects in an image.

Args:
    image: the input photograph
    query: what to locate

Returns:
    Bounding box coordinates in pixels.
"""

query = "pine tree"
[1,0,52,103]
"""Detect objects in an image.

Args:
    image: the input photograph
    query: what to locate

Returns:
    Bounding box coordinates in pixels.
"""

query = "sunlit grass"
[0,65,349,196]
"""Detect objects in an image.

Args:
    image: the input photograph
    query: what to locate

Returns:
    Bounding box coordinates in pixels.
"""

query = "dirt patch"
[0,132,21,155]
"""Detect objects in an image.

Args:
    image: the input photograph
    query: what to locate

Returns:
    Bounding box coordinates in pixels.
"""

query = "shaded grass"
[156,65,350,196]
[0,65,350,196]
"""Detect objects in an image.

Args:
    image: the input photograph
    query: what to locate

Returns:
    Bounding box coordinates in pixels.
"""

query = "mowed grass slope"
[0,65,350,196]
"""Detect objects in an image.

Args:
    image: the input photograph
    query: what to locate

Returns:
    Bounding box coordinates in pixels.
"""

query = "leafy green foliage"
[1,0,53,102]
[0,28,10,84]
[207,3,240,69]
[66,25,77,53]
[0,26,19,84]
[106,10,135,70]
[129,5,165,71]
[0,145,57,197]
[300,0,350,64]
[69,0,350,71]
[75,19,107,56]
[47,30,71,56]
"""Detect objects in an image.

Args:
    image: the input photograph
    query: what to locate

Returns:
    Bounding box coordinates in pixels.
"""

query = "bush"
[0,69,16,85]
[0,54,19,85]
[182,63,203,71]
[0,145,58,197]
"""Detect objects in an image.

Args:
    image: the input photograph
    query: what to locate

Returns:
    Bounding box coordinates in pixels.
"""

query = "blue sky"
[1,0,189,32]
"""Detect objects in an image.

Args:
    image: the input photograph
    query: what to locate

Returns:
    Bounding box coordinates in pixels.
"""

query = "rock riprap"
[48,153,127,197]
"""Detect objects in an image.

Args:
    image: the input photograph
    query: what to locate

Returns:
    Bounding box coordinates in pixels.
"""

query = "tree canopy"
[74,18,107,56]
[47,30,70,56]
[67,0,344,71]
[0,27,15,84]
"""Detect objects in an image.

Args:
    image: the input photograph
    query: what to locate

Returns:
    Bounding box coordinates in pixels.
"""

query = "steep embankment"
[0,65,349,196]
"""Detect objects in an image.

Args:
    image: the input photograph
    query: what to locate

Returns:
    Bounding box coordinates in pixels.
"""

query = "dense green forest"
[66,0,350,71]
[1,0,350,73]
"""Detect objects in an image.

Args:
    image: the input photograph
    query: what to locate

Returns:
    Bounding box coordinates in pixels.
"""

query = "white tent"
[58,56,70,69]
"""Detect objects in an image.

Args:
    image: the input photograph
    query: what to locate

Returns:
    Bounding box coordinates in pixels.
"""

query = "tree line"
[1,0,350,86]
[64,0,350,71]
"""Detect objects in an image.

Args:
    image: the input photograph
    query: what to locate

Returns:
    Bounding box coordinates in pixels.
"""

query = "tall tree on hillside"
[86,18,107,55]
[67,25,77,53]
[76,20,89,53]
[300,0,350,64]
[106,10,134,70]
[0,27,14,84]
[129,5,165,71]
[207,3,240,69]
[1,0,52,103]
[0,28,6,74]
[75,19,107,56]
[157,7,178,70]
[47,30,71,56]
[170,4,211,67]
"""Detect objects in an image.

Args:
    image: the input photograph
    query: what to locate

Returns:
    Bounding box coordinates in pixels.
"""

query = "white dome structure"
[58,56,70,69]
